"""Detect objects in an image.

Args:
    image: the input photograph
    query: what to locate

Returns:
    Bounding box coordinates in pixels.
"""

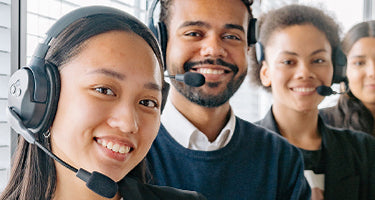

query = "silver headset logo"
[10,79,22,97]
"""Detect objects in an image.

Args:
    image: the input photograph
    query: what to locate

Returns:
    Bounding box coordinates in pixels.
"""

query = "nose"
[367,59,375,78]
[294,62,315,80]
[200,35,227,58]
[107,103,139,134]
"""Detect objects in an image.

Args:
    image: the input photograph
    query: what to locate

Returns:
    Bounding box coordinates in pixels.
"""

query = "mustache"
[183,59,239,74]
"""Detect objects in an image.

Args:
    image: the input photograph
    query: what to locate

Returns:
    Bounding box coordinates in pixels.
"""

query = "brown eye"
[140,99,159,109]
[95,87,115,96]
[313,58,325,64]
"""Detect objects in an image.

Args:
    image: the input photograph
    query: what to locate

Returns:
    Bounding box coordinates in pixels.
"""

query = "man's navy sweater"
[147,117,311,200]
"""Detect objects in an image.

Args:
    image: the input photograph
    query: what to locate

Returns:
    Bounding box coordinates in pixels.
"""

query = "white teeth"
[292,87,315,92]
[97,139,131,154]
[197,68,225,75]
[112,144,120,152]
[106,142,113,149]
[119,146,130,154]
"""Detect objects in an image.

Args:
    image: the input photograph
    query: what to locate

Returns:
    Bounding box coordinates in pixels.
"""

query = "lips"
[184,59,238,74]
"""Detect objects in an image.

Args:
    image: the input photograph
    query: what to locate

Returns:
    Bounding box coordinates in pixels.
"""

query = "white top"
[161,98,236,151]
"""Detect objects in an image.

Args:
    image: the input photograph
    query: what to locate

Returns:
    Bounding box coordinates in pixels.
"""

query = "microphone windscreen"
[184,72,205,87]
[316,85,333,96]
[80,170,118,198]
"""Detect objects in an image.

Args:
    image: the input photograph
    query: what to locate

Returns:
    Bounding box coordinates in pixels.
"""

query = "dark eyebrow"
[280,51,298,56]
[349,55,366,59]
[311,49,328,56]
[179,21,244,33]
[144,82,162,92]
[224,24,245,33]
[179,21,210,29]
[89,68,162,91]
[88,68,125,80]
[280,49,328,56]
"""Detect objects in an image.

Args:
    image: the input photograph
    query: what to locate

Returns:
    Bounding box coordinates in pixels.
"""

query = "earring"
[43,129,51,138]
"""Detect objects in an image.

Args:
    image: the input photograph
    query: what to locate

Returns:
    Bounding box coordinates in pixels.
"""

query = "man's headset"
[7,6,167,198]
[254,24,348,96]
[146,0,258,69]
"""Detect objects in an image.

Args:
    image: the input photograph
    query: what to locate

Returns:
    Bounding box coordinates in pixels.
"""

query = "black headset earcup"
[255,42,265,64]
[248,18,257,45]
[157,21,168,70]
[332,47,347,83]
[7,62,60,134]
[160,81,170,113]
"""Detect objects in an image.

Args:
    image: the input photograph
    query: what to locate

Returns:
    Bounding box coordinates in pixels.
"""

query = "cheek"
[166,40,192,68]
[270,69,287,87]
[347,66,363,85]
[320,67,334,85]
[138,114,160,148]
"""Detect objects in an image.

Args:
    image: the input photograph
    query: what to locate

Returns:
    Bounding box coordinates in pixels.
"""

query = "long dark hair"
[337,20,375,135]
[1,12,163,200]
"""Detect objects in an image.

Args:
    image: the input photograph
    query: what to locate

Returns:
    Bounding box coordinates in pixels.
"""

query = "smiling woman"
[320,20,375,137]
[1,6,205,200]
[252,4,375,200]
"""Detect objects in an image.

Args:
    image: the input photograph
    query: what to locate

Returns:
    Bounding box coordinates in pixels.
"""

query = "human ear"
[260,61,271,87]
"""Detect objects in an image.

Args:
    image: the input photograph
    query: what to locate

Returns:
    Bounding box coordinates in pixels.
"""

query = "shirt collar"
[161,98,236,151]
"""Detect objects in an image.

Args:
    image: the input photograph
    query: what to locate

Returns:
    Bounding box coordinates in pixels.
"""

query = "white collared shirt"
[161,99,236,151]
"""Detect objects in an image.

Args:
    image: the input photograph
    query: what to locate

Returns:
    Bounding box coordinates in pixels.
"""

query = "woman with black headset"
[251,4,375,200]
[320,20,375,137]
[1,6,205,200]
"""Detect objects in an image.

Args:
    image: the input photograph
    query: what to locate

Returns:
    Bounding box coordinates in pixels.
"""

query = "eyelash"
[354,61,365,66]
[313,58,326,64]
[94,86,159,109]
[140,99,159,109]
[95,87,116,96]
[184,31,241,41]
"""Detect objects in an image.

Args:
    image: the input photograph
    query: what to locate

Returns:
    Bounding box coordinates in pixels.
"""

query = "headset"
[146,0,258,70]
[8,5,168,136]
[254,18,347,85]
[7,6,171,198]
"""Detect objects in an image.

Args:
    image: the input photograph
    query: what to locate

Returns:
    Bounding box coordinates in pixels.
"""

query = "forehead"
[267,24,331,52]
[168,0,249,28]
[349,37,375,55]
[65,30,162,84]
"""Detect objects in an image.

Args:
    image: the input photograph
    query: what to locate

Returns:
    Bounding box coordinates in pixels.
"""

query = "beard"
[171,59,247,108]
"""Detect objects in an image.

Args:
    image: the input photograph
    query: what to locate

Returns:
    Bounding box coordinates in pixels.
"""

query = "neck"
[170,87,231,142]
[272,104,321,150]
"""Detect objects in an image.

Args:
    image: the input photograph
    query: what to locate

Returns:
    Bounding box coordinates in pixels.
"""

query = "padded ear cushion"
[255,42,264,64]
[157,21,168,70]
[8,62,60,134]
[160,81,170,113]
[248,18,257,45]
[37,62,61,134]
[332,47,347,83]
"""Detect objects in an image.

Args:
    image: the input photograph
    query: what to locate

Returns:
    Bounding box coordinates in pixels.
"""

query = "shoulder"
[325,125,375,155]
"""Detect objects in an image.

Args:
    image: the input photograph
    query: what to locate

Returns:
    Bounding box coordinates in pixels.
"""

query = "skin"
[165,0,250,141]
[49,30,162,200]
[260,24,333,149]
[346,37,375,118]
